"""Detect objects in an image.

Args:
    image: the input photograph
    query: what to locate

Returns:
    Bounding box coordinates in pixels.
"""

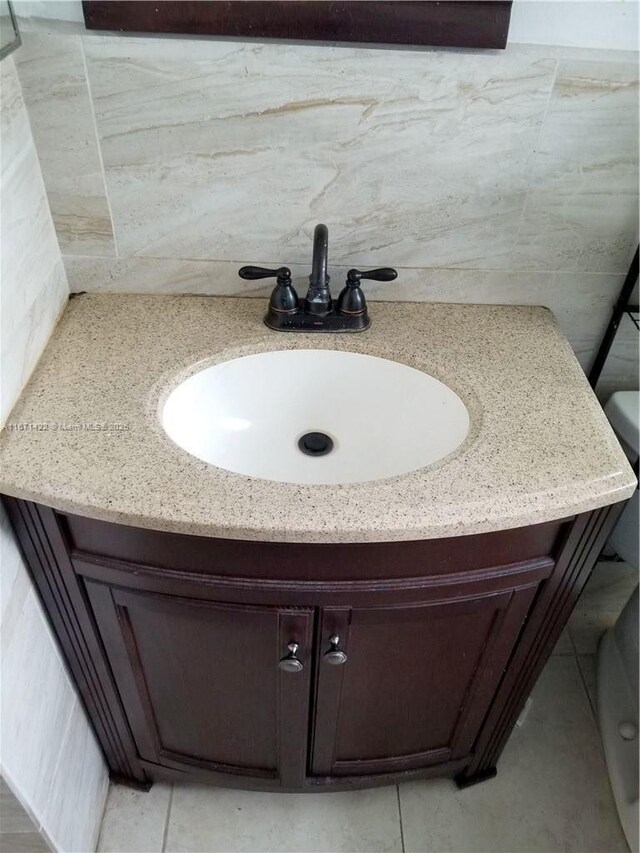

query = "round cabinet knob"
[323,635,348,666]
[278,642,303,673]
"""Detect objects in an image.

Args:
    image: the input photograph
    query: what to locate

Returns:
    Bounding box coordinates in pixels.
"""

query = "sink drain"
[298,431,334,457]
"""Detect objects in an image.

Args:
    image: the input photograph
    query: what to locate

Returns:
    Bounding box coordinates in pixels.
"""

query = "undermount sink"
[161,350,470,485]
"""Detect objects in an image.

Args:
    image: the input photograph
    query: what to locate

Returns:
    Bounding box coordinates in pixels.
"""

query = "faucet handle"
[239,265,291,283]
[337,268,397,317]
[239,266,299,315]
[346,268,398,283]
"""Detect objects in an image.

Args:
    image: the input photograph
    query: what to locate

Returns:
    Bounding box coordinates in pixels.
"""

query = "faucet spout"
[305,223,331,316]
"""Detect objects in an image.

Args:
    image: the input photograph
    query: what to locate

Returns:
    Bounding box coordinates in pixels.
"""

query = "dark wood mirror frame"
[82,1,512,50]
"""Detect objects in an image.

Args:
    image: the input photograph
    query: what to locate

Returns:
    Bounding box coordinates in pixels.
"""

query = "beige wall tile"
[0,57,68,423]
[83,38,556,268]
[514,60,639,272]
[63,255,276,297]
[49,35,634,390]
[14,33,115,256]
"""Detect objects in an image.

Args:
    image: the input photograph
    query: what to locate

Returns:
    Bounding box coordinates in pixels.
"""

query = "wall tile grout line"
[59,254,634,278]
[161,784,174,853]
[567,607,595,720]
[8,58,66,299]
[575,650,598,722]
[511,57,560,262]
[79,35,119,259]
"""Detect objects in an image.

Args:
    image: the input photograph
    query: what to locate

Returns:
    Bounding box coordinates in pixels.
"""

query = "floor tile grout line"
[161,785,174,853]
[395,784,406,853]
[575,651,598,722]
[567,623,578,657]
[569,625,597,720]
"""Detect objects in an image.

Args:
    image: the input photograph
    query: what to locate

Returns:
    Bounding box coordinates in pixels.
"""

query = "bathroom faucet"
[238,224,398,332]
[305,224,331,316]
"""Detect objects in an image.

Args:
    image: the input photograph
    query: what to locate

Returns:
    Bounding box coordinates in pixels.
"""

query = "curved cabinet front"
[2,497,622,791]
[311,591,536,779]
[85,584,314,788]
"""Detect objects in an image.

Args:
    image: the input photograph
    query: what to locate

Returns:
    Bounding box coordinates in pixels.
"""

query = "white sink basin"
[161,350,469,485]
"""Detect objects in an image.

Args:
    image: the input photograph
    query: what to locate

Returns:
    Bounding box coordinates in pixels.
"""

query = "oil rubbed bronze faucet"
[238,224,397,332]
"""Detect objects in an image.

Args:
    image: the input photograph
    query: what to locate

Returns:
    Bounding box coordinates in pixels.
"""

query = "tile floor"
[0,778,49,853]
[97,561,637,853]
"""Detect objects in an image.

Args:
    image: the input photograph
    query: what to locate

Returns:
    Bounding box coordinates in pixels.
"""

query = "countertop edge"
[0,477,635,544]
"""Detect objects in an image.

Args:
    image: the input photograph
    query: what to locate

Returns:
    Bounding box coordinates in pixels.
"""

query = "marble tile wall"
[13,24,640,394]
[0,55,67,424]
[14,32,115,256]
[0,56,109,851]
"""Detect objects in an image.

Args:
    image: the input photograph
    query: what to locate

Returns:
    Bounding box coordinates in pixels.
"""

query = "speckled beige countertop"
[0,295,635,543]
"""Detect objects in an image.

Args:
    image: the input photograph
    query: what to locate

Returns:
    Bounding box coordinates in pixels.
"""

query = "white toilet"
[597,390,639,852]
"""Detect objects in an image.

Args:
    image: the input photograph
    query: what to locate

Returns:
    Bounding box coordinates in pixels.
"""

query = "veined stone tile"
[63,255,278,297]
[14,32,115,256]
[0,255,67,424]
[513,190,639,274]
[0,58,62,325]
[514,59,639,272]
[0,57,68,423]
[83,37,556,268]
[365,267,625,371]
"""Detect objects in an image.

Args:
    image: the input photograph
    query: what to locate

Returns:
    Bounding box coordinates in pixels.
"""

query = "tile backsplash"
[13,22,639,397]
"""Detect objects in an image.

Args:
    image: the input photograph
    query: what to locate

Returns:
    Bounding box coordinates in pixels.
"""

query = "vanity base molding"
[455,766,498,790]
[3,498,623,792]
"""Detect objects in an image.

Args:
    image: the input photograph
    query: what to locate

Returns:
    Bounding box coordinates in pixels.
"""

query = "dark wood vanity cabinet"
[84,585,314,787]
[3,497,622,792]
[311,590,537,779]
[82,563,537,788]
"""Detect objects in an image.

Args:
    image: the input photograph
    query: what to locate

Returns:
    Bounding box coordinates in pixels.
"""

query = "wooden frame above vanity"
[81,1,513,50]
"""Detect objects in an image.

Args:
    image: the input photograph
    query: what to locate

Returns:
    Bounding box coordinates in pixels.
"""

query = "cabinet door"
[85,581,313,787]
[311,587,536,777]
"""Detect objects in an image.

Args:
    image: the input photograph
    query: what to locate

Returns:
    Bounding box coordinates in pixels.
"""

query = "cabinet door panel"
[86,581,313,786]
[312,587,536,777]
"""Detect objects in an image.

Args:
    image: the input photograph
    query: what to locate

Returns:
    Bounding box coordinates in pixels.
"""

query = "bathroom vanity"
[1,295,635,793]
